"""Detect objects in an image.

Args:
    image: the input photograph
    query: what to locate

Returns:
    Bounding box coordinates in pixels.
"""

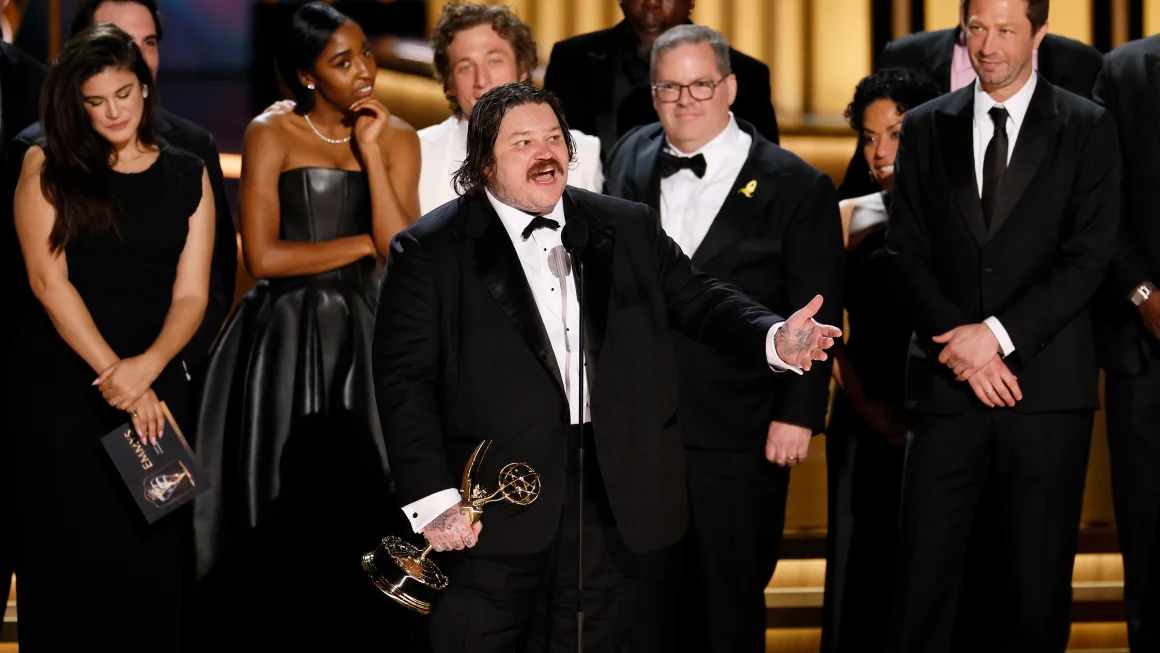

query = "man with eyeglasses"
[544,0,777,160]
[603,25,844,653]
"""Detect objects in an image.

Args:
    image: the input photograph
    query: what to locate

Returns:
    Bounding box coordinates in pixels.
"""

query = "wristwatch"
[1129,281,1156,307]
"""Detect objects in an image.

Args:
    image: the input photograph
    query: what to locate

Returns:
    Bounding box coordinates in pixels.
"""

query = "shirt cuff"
[766,322,803,376]
[401,488,462,533]
[983,316,1016,358]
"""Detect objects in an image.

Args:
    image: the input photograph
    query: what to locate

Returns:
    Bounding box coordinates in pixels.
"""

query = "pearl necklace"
[304,113,351,144]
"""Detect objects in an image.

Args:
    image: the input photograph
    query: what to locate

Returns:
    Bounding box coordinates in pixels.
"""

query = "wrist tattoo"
[427,504,461,533]
[777,323,815,360]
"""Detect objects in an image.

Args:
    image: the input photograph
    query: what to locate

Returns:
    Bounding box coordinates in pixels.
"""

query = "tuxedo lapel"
[988,82,1061,239]
[691,128,763,268]
[563,190,613,388]
[633,133,663,211]
[931,30,957,93]
[1146,53,1160,143]
[936,90,988,246]
[453,196,566,399]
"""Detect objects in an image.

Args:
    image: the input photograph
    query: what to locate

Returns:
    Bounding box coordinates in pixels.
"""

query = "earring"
[306,83,315,90]
[142,85,149,98]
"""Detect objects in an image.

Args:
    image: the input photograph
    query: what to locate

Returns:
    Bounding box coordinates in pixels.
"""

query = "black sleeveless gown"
[6,148,204,650]
[190,168,413,647]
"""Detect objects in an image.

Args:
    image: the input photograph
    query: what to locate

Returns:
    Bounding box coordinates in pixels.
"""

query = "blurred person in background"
[820,67,939,653]
[545,0,777,160]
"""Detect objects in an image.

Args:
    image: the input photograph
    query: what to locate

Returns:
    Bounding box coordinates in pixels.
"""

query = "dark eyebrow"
[84,83,133,101]
[328,40,370,63]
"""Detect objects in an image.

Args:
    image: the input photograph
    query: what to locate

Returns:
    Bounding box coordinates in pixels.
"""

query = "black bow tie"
[659,151,707,178]
[521,216,560,240]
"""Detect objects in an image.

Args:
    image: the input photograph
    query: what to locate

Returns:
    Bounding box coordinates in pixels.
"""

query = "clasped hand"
[94,354,162,409]
[933,324,1022,406]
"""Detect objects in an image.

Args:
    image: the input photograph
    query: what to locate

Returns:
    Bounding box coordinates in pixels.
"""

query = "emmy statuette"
[361,440,541,614]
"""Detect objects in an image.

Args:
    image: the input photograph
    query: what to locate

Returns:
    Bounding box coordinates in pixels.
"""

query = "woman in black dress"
[820,68,939,653]
[189,3,420,647]
[9,25,214,649]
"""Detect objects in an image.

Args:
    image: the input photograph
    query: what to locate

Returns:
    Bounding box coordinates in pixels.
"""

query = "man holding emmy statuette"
[371,81,840,653]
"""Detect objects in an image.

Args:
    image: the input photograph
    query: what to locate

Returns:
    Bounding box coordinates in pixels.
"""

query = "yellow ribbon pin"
[738,179,757,198]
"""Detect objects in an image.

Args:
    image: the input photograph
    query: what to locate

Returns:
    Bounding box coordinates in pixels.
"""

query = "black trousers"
[634,448,791,653]
[426,425,641,653]
[829,427,906,653]
[1106,361,1160,651]
[889,409,1093,653]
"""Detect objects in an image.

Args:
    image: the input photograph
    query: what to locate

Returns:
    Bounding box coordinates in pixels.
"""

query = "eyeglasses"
[651,78,727,103]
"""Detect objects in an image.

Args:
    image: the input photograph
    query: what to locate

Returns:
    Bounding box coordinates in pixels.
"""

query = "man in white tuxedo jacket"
[419,2,603,215]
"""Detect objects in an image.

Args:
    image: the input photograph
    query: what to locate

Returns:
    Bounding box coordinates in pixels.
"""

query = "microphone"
[562,218,589,254]
[562,218,588,653]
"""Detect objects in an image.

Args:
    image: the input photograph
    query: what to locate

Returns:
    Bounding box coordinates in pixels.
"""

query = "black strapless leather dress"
[189,168,414,647]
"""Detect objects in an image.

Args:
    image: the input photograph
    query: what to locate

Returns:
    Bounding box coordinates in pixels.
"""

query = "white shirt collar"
[485,188,566,244]
[663,112,745,178]
[973,71,1038,128]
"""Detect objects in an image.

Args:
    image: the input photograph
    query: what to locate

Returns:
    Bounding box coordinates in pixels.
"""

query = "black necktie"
[981,106,1009,229]
[659,151,707,178]
[521,216,560,240]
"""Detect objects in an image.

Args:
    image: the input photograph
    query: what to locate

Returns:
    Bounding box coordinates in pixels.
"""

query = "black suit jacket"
[886,79,1119,415]
[544,20,779,160]
[1,41,46,330]
[838,29,1104,199]
[373,188,782,556]
[0,41,45,149]
[5,110,236,376]
[603,120,843,449]
[1091,35,1160,374]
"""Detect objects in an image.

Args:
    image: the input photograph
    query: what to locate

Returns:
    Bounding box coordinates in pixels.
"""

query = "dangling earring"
[142,85,149,98]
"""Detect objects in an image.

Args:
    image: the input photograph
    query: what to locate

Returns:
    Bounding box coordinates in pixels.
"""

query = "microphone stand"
[574,251,585,653]
[562,219,589,653]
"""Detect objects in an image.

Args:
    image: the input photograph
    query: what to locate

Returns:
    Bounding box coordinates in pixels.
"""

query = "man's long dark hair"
[40,24,161,252]
[452,82,576,197]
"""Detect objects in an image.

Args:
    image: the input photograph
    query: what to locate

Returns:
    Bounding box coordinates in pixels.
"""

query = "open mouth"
[529,164,559,186]
[353,85,373,97]
[876,165,894,176]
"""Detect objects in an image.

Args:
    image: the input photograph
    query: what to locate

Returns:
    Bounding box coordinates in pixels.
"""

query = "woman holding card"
[7,24,213,648]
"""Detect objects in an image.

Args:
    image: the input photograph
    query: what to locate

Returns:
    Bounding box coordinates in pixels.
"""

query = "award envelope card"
[100,402,209,523]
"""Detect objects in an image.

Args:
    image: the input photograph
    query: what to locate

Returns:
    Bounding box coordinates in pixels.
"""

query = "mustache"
[527,159,564,178]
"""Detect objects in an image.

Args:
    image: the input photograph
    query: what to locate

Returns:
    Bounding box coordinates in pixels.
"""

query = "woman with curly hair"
[822,67,940,653]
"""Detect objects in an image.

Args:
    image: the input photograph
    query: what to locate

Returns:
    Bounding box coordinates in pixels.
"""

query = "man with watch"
[1092,37,1160,651]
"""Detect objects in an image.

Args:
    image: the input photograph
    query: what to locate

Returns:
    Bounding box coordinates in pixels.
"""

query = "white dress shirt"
[417,115,606,215]
[971,73,1038,358]
[659,113,752,257]
[400,191,802,532]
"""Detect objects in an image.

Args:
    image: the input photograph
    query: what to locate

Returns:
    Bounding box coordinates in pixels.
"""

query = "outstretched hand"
[774,295,842,372]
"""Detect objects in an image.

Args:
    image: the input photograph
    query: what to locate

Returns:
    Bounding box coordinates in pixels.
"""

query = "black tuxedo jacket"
[838,29,1104,200]
[1092,35,1160,374]
[6,111,236,376]
[603,120,844,449]
[886,79,1119,415]
[0,41,44,149]
[372,188,782,556]
[543,20,778,160]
